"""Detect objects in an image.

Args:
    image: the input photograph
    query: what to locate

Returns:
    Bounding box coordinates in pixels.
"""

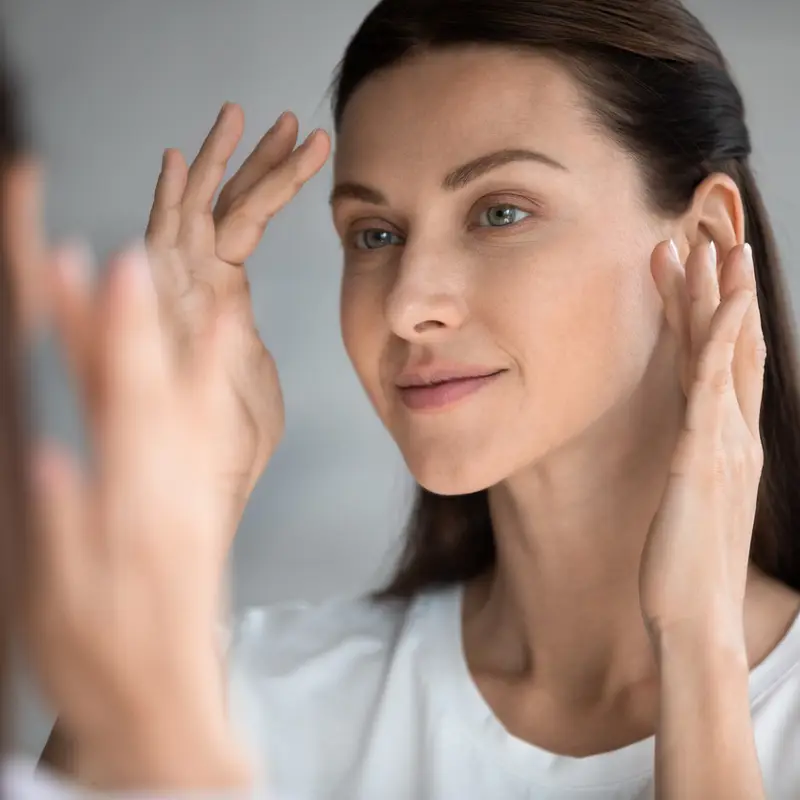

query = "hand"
[145,103,330,532]
[640,239,766,644]
[26,244,252,790]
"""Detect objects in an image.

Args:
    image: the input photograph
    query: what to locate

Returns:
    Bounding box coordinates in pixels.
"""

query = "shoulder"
[229,592,417,677]
[749,589,800,795]
[226,587,459,789]
[227,589,445,718]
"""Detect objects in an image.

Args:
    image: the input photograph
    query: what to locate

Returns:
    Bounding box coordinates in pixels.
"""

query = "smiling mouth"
[396,369,507,411]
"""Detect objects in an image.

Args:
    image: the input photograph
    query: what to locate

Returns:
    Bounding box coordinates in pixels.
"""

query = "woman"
[0,39,261,797]
[42,0,800,797]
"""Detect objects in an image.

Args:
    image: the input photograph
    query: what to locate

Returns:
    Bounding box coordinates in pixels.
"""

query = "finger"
[651,240,690,390]
[214,111,299,219]
[145,148,189,249]
[684,288,753,439]
[94,249,201,568]
[718,241,752,300]
[50,244,97,408]
[215,128,331,265]
[734,244,766,437]
[686,241,720,366]
[97,248,170,424]
[181,103,245,217]
[651,240,687,336]
[2,159,50,332]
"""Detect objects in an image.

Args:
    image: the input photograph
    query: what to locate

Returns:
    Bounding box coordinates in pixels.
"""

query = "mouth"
[395,368,507,412]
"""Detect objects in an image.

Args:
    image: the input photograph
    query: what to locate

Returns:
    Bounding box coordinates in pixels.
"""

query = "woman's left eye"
[477,204,532,228]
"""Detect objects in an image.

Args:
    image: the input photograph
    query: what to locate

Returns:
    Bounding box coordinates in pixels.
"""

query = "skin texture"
[23,44,800,796]
[335,48,668,497]
[331,47,800,767]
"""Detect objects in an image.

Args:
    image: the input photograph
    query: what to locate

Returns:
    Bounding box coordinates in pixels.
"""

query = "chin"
[403,447,511,497]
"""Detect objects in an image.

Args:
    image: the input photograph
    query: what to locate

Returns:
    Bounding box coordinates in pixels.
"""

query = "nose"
[385,243,469,342]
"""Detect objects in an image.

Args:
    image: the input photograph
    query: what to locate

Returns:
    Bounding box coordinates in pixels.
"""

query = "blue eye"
[353,229,404,250]
[478,204,531,228]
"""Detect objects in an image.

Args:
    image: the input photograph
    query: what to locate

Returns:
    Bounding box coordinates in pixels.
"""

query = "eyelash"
[348,201,537,251]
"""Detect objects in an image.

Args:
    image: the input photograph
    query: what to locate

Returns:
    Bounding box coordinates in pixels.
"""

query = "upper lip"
[395,365,507,388]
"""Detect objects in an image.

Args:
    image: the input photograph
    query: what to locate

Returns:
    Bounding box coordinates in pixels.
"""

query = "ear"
[673,172,745,265]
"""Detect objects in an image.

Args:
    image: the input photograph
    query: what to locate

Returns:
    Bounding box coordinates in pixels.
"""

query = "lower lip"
[398,372,504,411]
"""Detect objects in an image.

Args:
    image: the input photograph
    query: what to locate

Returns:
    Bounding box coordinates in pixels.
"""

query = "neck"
[466,359,684,704]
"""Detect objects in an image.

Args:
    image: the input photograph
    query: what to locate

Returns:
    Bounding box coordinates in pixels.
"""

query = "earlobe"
[684,172,746,258]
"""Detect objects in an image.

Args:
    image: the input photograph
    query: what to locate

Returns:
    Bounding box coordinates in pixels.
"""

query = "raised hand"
[145,104,330,532]
[27,245,253,790]
[640,239,766,642]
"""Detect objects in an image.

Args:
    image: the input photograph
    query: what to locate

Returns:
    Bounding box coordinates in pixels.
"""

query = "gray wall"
[3,0,798,756]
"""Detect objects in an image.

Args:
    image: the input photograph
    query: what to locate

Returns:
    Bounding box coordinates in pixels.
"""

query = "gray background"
[3,0,798,756]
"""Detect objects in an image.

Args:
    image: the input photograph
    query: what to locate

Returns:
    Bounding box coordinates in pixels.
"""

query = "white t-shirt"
[1,759,72,800]
[228,583,800,800]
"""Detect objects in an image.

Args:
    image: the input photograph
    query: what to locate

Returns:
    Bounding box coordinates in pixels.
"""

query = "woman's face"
[332,47,672,495]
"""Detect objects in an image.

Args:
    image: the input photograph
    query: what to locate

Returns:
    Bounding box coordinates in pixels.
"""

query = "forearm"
[654,623,764,800]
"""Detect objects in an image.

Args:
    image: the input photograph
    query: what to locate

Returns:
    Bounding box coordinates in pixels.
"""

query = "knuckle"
[711,369,731,395]
[711,447,729,482]
[697,346,732,396]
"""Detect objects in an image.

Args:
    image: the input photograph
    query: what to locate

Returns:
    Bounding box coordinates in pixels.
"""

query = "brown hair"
[329,0,800,597]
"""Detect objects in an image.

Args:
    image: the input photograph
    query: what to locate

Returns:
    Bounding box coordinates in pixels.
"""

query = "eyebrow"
[328,148,568,207]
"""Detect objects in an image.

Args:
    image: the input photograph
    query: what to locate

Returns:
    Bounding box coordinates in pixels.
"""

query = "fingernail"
[668,239,681,264]
[217,101,231,121]
[270,111,288,133]
[708,240,717,268]
[744,242,754,265]
[303,129,322,147]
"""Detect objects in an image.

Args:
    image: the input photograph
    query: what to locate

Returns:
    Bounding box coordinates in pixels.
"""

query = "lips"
[395,367,507,411]
[395,367,506,388]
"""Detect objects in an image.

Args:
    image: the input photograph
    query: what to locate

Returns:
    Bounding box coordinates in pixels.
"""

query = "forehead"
[333,46,607,180]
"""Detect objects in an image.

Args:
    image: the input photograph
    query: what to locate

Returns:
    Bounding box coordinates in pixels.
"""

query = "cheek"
[535,278,660,388]
[491,246,663,431]
[340,273,387,397]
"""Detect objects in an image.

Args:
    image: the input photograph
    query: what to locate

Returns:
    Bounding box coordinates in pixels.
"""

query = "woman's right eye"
[352,229,404,250]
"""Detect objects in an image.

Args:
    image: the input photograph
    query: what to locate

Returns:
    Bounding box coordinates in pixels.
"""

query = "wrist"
[649,605,747,658]
[653,616,750,682]
[653,614,763,799]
